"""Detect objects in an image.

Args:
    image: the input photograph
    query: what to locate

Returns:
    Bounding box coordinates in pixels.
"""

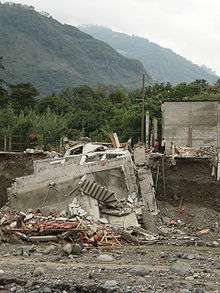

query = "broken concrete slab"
[141,208,158,234]
[8,150,137,211]
[77,194,100,221]
[79,177,118,207]
[106,212,139,229]
[133,144,146,166]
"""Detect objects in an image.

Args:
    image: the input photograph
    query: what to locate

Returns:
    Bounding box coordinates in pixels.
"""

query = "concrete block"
[133,145,146,165]
[107,212,139,229]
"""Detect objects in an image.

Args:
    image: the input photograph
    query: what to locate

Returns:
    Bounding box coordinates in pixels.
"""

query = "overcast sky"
[2,0,220,75]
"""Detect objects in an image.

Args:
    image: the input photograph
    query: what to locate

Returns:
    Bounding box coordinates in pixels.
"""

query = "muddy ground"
[0,155,219,292]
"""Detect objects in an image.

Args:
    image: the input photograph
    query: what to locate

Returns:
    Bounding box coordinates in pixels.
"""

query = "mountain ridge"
[79,25,218,84]
[0,3,151,94]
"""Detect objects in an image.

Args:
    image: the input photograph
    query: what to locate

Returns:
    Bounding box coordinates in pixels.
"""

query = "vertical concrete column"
[133,145,146,166]
[187,102,193,147]
[217,151,220,181]
[217,102,220,148]
[145,112,150,147]
[153,118,158,141]
[4,135,7,152]
[137,168,158,234]
[113,133,120,148]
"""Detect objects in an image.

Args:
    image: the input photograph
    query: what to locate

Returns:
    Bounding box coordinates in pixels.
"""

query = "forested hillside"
[80,25,219,84]
[0,3,150,94]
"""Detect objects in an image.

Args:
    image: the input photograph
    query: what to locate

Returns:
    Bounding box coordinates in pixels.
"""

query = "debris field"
[0,137,219,292]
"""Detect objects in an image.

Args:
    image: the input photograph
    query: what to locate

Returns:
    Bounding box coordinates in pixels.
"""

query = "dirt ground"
[155,158,220,212]
[0,243,219,292]
[0,155,219,292]
[0,153,46,207]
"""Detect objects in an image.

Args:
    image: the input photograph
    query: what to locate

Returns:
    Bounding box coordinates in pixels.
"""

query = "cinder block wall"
[162,101,220,151]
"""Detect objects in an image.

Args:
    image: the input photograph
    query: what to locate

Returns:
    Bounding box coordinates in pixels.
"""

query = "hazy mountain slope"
[0,3,150,94]
[80,25,218,84]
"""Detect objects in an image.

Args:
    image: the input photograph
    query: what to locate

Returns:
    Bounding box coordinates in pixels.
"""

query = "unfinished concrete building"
[159,101,220,213]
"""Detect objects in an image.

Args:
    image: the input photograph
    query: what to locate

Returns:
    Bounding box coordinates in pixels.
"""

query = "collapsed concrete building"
[7,142,158,231]
[4,101,220,237]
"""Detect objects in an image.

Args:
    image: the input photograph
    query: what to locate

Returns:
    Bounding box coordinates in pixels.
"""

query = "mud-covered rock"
[71,244,82,255]
[101,280,118,292]
[33,266,45,277]
[129,265,152,276]
[170,261,192,276]
[62,243,72,255]
[97,254,114,262]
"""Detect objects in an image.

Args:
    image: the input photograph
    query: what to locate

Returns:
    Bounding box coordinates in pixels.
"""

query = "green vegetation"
[80,25,219,85]
[0,3,150,95]
[1,77,220,146]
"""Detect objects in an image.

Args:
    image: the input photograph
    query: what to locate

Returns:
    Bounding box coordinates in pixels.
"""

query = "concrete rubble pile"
[1,136,160,246]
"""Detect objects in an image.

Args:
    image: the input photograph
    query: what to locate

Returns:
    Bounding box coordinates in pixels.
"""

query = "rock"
[212,241,219,247]
[171,261,192,276]
[184,253,196,260]
[42,287,52,293]
[16,289,24,293]
[24,280,33,288]
[162,216,171,225]
[71,244,82,255]
[44,245,57,255]
[185,276,194,281]
[99,218,109,224]
[33,266,45,277]
[97,254,114,262]
[102,280,118,292]
[193,273,200,279]
[197,228,210,235]
[63,243,72,255]
[129,265,152,276]
[28,245,36,253]
[159,227,171,234]
[0,269,5,275]
[48,255,62,262]
[194,289,206,293]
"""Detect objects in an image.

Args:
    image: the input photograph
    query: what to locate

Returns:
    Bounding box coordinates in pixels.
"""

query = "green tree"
[10,83,39,111]
[0,56,5,70]
[0,80,9,109]
[0,107,17,136]
[29,109,68,145]
[215,79,220,90]
[37,95,75,115]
